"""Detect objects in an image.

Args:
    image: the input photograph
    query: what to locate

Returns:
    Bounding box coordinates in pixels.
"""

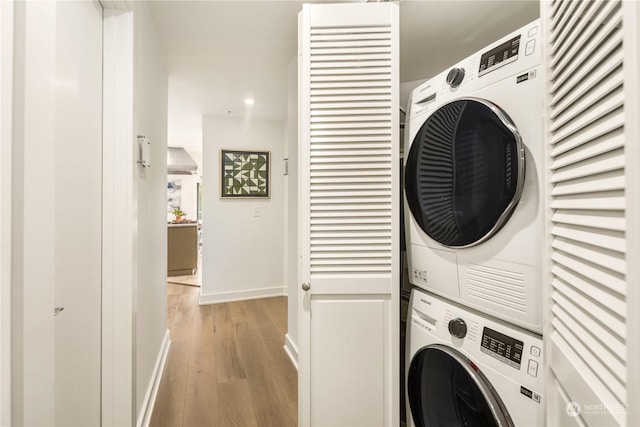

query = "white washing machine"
[403,20,543,333]
[406,288,543,427]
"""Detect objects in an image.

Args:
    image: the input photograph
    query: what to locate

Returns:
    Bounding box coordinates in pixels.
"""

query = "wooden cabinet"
[167,224,198,276]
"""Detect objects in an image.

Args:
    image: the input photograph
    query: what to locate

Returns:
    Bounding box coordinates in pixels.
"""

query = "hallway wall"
[132,1,169,419]
[201,116,285,303]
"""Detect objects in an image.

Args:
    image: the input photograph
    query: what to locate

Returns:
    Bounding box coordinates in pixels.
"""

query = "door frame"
[101,2,136,425]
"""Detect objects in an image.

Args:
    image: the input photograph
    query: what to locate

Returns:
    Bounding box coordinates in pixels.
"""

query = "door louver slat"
[552,210,625,231]
[550,111,624,157]
[549,0,593,54]
[550,191,625,211]
[550,0,574,31]
[551,130,623,169]
[551,24,622,97]
[551,307,626,402]
[308,24,393,278]
[550,67,623,129]
[546,1,627,425]
[550,51,622,115]
[550,1,617,72]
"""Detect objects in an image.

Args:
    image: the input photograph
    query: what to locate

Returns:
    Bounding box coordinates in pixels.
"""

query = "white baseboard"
[136,329,170,427]
[284,333,298,370]
[199,286,286,305]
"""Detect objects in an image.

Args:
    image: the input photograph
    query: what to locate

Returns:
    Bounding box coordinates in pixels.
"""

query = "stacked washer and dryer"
[404,20,544,427]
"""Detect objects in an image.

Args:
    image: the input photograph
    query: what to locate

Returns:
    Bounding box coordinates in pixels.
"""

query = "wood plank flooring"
[151,284,297,427]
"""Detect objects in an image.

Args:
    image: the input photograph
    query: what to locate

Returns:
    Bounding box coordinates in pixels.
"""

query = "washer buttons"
[528,26,538,37]
[530,346,541,357]
[527,360,539,377]
[525,39,536,56]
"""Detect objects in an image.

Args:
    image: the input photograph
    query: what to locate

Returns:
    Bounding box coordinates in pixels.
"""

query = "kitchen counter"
[167,223,198,276]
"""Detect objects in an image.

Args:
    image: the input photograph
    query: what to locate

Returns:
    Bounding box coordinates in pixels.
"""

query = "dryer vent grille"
[465,264,526,314]
[307,24,394,277]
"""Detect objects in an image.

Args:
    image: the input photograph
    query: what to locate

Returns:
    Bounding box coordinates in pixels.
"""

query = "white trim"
[199,286,287,305]
[284,333,298,370]
[298,6,311,425]
[623,1,640,425]
[540,1,556,425]
[102,6,135,427]
[136,330,170,427]
[0,1,13,424]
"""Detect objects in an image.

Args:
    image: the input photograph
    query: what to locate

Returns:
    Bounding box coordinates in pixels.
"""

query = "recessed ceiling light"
[244,98,255,105]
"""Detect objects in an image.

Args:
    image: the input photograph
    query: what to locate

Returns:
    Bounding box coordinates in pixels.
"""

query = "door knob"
[302,282,311,291]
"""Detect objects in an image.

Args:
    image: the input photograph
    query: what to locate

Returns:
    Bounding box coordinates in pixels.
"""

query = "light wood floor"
[150,284,298,427]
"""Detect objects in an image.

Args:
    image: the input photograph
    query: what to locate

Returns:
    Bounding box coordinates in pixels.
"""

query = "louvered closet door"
[298,3,399,426]
[544,1,640,426]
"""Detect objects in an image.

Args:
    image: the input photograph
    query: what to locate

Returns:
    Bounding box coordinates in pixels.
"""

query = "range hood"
[167,147,198,175]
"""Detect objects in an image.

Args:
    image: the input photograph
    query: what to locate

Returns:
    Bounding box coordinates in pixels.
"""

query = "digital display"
[481,327,523,369]
[478,35,521,77]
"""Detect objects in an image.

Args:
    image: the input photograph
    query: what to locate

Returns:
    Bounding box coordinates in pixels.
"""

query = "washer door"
[408,344,513,427]
[405,98,524,248]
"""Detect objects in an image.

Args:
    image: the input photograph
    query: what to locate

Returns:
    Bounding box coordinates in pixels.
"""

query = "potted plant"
[172,208,186,221]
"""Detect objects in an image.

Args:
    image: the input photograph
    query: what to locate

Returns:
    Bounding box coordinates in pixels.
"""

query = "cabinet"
[167,224,198,276]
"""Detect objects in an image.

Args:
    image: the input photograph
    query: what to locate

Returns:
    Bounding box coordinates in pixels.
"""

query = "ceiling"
[148,0,539,152]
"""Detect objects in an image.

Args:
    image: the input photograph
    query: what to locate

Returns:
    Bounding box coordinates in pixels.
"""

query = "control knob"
[448,318,467,339]
[446,67,465,88]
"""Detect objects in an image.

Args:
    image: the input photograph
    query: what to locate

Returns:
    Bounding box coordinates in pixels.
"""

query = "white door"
[11,1,103,424]
[54,1,103,424]
[542,1,640,426]
[298,3,399,426]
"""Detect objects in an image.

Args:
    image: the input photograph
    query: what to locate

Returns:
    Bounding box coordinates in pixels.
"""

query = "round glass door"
[407,344,513,427]
[404,99,524,247]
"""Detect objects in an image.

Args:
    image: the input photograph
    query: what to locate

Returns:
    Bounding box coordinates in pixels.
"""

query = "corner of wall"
[135,330,170,427]
[284,333,298,370]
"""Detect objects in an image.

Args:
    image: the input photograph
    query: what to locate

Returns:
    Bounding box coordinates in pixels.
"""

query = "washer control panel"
[480,327,524,369]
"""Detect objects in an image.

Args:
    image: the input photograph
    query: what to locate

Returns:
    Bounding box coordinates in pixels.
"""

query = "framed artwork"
[167,179,182,211]
[220,149,270,198]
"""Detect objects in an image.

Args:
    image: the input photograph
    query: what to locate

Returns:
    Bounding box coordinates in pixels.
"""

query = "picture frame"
[220,149,270,198]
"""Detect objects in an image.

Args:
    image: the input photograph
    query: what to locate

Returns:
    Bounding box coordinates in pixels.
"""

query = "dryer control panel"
[478,35,521,77]
[407,19,541,124]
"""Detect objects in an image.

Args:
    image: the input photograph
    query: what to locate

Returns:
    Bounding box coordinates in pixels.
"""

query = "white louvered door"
[298,3,399,426]
[543,1,640,425]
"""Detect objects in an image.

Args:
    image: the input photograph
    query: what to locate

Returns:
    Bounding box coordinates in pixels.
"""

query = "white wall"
[201,116,285,303]
[0,1,12,423]
[284,56,298,364]
[132,1,169,420]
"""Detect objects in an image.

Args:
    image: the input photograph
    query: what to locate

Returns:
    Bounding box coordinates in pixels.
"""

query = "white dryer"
[404,20,543,332]
[406,288,543,427]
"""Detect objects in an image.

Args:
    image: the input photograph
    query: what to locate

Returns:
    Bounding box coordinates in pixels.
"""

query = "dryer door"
[407,344,513,427]
[405,98,524,248]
